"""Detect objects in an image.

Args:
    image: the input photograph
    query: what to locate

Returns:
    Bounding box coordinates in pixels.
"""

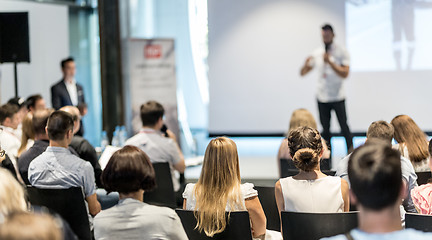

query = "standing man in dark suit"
[51,57,86,135]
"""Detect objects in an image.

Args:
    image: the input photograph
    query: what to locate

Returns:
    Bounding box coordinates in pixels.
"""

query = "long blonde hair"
[18,113,34,157]
[0,168,27,216]
[288,109,318,134]
[391,115,429,163]
[193,137,244,236]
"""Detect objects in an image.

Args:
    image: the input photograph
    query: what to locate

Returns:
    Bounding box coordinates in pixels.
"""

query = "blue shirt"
[321,228,432,240]
[28,146,96,197]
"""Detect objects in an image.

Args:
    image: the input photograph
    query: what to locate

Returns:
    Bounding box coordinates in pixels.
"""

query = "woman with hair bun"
[275,126,349,214]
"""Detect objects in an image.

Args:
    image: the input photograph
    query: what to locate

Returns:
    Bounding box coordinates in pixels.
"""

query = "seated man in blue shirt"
[28,110,101,216]
[322,140,432,240]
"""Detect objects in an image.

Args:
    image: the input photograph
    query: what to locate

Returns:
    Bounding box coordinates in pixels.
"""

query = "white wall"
[0,0,69,105]
[208,0,432,134]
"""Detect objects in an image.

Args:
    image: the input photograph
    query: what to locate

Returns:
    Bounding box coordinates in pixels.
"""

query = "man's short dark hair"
[61,57,74,69]
[322,24,334,33]
[33,109,54,135]
[366,121,394,143]
[46,111,74,141]
[26,94,43,111]
[348,139,402,210]
[0,104,19,124]
[102,145,156,193]
[140,101,164,127]
[429,138,432,156]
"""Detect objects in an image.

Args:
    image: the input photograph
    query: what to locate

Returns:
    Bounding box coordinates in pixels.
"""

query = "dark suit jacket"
[51,79,85,110]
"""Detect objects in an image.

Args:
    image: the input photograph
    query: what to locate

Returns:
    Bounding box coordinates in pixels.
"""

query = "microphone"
[325,43,330,53]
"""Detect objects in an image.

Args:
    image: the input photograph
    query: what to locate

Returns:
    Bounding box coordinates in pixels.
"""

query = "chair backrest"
[280,158,331,178]
[406,213,432,232]
[175,209,253,240]
[254,186,280,231]
[144,162,176,208]
[26,186,91,240]
[416,171,432,185]
[281,211,358,240]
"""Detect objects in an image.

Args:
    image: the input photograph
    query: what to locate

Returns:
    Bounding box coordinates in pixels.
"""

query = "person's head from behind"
[391,114,428,163]
[33,109,54,139]
[59,106,81,134]
[0,212,62,240]
[321,23,334,45]
[46,111,74,144]
[140,101,164,129]
[0,168,27,217]
[26,94,46,113]
[0,104,20,129]
[195,137,243,236]
[288,126,323,172]
[61,57,76,80]
[102,145,156,195]
[348,139,403,211]
[366,120,394,144]
[288,108,317,133]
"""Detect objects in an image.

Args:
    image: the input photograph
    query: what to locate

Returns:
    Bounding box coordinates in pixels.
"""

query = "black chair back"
[281,211,358,240]
[254,186,280,231]
[175,209,253,240]
[416,171,432,185]
[280,158,331,178]
[26,186,91,240]
[144,162,176,208]
[406,213,432,232]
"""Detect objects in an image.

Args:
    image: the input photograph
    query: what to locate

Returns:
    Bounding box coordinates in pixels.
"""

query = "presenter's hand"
[323,53,331,63]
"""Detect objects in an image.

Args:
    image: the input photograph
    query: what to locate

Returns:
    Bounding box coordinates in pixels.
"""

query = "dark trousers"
[317,99,353,152]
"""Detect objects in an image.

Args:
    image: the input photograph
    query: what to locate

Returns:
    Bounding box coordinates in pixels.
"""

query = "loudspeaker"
[0,12,30,63]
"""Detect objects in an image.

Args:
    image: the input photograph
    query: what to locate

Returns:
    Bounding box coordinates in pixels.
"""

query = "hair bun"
[293,148,319,171]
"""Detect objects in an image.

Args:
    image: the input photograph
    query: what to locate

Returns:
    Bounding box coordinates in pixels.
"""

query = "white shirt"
[280,176,344,213]
[124,128,182,191]
[309,43,350,102]
[64,78,78,106]
[321,228,432,240]
[0,125,21,175]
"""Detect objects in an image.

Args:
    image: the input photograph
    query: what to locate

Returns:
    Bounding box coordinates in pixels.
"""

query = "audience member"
[18,109,53,185]
[410,138,432,214]
[275,126,349,213]
[94,145,187,240]
[18,112,35,157]
[0,168,27,217]
[391,115,430,171]
[28,111,101,217]
[0,103,22,180]
[125,101,185,194]
[26,94,46,113]
[0,152,17,179]
[183,137,267,238]
[0,212,62,240]
[7,97,28,140]
[321,140,432,240]
[336,120,418,213]
[277,109,330,175]
[60,106,102,187]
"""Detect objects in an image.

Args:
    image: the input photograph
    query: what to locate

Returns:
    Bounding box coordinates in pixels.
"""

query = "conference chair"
[280,158,331,178]
[175,209,253,240]
[254,186,280,231]
[144,162,176,208]
[281,211,358,240]
[26,186,91,240]
[416,171,432,185]
[406,212,432,232]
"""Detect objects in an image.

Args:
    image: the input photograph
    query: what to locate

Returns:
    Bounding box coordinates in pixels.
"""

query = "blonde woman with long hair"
[0,168,27,217]
[182,137,267,239]
[391,115,430,171]
[18,112,35,157]
[277,109,330,175]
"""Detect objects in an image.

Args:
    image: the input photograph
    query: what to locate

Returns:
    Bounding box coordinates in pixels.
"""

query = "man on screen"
[300,24,353,154]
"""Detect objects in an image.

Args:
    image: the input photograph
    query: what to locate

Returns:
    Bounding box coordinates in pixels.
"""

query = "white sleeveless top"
[280,176,344,213]
[182,182,258,211]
